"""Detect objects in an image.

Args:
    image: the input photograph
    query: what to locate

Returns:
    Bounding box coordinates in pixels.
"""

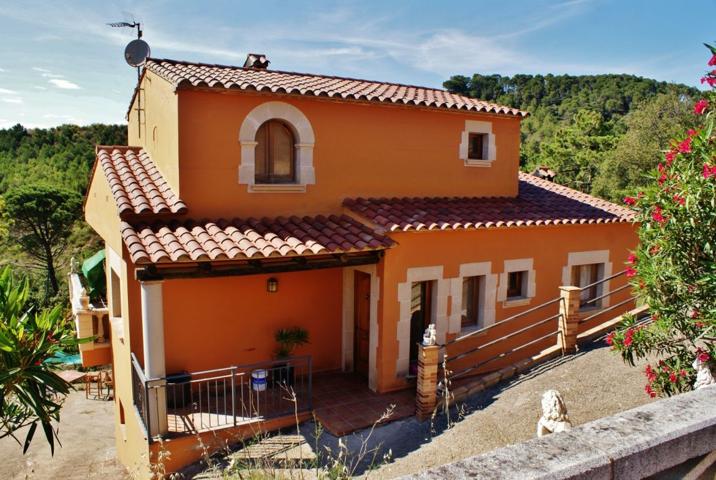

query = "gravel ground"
[372,341,654,479]
[0,389,129,480]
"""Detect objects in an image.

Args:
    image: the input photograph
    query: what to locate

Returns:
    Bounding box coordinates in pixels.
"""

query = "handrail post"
[231,366,237,427]
[416,343,440,421]
[559,286,581,354]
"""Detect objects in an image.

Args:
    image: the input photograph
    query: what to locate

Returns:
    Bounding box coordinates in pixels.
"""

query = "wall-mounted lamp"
[267,277,279,293]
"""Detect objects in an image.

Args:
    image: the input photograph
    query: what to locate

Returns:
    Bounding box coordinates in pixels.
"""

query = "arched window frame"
[238,101,315,192]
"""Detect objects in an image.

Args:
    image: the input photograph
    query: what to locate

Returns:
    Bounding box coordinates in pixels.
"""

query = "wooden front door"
[353,271,371,377]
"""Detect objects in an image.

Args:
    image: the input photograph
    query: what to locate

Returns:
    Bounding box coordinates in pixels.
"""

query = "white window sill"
[464,158,495,168]
[460,324,485,335]
[503,297,532,308]
[248,184,307,193]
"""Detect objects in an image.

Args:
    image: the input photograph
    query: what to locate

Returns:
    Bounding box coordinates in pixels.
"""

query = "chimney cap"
[243,53,270,69]
[532,165,557,182]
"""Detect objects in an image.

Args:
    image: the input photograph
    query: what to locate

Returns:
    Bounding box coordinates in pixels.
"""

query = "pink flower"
[627,253,637,264]
[677,137,692,154]
[623,196,636,206]
[652,206,666,225]
[624,328,634,347]
[697,349,710,363]
[669,372,677,383]
[665,151,677,164]
[605,331,615,346]
[703,164,716,179]
[687,128,698,137]
[645,365,657,382]
[658,173,667,185]
[680,369,687,378]
[702,76,716,87]
[672,194,685,206]
[645,384,656,398]
[694,99,709,115]
[626,266,637,278]
[709,54,716,66]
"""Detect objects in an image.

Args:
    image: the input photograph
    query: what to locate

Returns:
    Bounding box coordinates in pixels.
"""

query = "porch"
[132,354,415,441]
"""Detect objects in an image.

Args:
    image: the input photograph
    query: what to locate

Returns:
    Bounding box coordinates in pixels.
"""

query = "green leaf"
[22,422,37,454]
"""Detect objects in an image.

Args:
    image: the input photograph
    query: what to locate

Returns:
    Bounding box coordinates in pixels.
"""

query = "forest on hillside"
[444,73,700,198]
[0,73,700,306]
[0,124,126,304]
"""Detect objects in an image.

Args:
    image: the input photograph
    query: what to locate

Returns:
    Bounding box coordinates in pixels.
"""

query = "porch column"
[141,280,168,436]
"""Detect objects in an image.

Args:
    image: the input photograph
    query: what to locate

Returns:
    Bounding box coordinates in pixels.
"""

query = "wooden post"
[416,343,440,421]
[558,286,581,354]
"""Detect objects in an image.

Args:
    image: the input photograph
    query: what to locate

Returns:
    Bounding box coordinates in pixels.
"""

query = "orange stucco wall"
[375,222,638,392]
[171,90,521,219]
[161,268,343,374]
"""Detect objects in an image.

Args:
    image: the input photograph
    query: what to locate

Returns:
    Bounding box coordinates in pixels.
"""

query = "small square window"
[507,271,527,299]
[468,133,488,160]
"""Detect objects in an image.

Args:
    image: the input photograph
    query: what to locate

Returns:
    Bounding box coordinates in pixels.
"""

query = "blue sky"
[0,0,714,128]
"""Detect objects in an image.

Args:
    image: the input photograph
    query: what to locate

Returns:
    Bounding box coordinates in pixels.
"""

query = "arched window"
[255,120,296,184]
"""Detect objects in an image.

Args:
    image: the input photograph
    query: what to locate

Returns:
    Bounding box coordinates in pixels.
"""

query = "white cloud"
[33,67,64,78]
[34,86,46,90]
[32,67,50,72]
[0,87,17,95]
[0,68,5,72]
[49,78,80,90]
[2,97,23,104]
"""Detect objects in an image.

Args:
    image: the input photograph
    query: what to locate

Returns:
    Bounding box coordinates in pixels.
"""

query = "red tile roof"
[97,146,187,219]
[143,58,527,117]
[121,215,395,265]
[343,173,635,232]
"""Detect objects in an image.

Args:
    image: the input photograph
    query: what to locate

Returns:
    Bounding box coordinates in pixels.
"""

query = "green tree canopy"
[4,185,81,299]
[593,93,697,202]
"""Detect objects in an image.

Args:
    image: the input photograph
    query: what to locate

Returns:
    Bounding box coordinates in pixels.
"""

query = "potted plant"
[273,326,309,387]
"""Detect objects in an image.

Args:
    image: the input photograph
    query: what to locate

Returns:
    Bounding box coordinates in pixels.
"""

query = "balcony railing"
[131,354,312,439]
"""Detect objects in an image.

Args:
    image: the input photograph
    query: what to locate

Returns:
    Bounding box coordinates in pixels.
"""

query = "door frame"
[341,265,379,391]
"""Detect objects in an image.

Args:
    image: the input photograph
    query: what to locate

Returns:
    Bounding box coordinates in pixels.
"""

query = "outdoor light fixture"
[267,277,278,293]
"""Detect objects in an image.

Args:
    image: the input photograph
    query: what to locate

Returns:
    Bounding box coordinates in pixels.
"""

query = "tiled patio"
[312,372,415,436]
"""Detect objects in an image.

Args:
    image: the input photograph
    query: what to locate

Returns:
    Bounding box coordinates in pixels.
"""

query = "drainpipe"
[140,280,168,437]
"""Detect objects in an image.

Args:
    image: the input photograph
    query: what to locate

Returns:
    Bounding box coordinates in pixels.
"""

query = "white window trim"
[459,120,497,167]
[341,266,380,391]
[396,266,449,378]
[449,262,498,335]
[238,102,316,192]
[497,258,536,308]
[561,250,612,308]
[107,247,126,341]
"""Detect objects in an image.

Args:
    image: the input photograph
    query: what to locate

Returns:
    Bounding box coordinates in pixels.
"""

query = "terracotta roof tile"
[343,173,635,232]
[143,58,527,117]
[121,215,395,265]
[97,146,187,219]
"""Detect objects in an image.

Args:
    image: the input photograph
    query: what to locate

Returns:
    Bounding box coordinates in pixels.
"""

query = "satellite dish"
[124,39,150,67]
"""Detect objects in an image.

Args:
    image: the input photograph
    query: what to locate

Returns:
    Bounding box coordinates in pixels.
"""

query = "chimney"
[243,53,270,69]
[532,165,557,182]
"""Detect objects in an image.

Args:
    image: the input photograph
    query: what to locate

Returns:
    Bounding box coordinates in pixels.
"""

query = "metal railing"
[132,355,312,439]
[442,269,637,382]
[131,353,150,438]
[578,270,635,325]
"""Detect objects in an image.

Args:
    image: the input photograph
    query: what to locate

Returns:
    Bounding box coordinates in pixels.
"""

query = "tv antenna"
[107,21,150,81]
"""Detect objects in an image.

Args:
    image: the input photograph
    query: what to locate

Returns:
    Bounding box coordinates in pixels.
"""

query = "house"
[79,55,637,474]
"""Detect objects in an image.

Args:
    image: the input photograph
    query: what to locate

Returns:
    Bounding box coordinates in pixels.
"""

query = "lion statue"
[537,389,572,437]
[693,355,716,390]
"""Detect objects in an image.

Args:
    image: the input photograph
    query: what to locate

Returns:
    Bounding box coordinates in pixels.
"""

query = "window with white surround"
[238,101,315,192]
[562,251,612,311]
[459,120,496,167]
[497,258,536,307]
[461,275,484,329]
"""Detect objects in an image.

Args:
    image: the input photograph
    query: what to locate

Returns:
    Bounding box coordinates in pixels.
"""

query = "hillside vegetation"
[444,73,699,197]
[0,124,126,303]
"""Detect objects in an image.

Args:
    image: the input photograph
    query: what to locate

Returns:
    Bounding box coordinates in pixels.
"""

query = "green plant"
[0,266,87,453]
[609,44,716,398]
[274,327,309,359]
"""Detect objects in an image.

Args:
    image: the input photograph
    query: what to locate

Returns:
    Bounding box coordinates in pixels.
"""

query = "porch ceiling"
[122,214,394,265]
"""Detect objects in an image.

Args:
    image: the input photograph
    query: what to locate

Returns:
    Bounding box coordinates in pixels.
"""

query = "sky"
[0,0,714,129]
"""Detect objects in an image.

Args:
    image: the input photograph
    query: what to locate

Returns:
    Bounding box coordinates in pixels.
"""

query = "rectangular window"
[461,276,483,329]
[572,263,603,308]
[468,133,488,160]
[110,269,122,318]
[506,271,526,299]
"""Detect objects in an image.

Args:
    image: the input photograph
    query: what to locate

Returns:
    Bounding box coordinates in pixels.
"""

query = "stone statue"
[693,355,715,390]
[422,324,437,346]
[537,389,572,437]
